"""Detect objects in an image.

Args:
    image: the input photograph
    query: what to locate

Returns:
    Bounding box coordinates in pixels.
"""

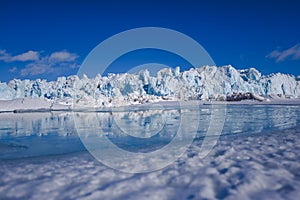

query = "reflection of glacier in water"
[98,109,183,152]
[1,105,300,199]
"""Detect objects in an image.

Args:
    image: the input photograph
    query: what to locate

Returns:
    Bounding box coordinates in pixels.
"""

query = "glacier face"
[0,65,299,106]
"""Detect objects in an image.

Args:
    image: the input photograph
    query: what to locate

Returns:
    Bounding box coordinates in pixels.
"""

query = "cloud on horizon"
[0,49,79,77]
[267,44,300,63]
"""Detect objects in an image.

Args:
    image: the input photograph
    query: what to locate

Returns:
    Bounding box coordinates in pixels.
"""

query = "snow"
[0,65,299,110]
[0,98,70,112]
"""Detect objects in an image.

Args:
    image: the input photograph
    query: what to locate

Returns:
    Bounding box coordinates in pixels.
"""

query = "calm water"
[1,105,300,199]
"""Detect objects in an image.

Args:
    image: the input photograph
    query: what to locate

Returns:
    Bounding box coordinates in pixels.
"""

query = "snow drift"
[0,65,299,107]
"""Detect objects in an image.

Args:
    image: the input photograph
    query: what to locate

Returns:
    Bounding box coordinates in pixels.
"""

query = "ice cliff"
[0,65,299,107]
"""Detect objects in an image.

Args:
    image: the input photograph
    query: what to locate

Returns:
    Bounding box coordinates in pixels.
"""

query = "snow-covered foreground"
[1,104,300,199]
[0,65,299,110]
[2,128,300,200]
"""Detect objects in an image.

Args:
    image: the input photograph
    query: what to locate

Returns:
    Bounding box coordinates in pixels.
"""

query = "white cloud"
[0,50,11,62]
[19,50,79,77]
[49,51,78,63]
[267,44,300,62]
[9,67,18,73]
[1,49,79,77]
[20,62,51,76]
[11,50,39,62]
[0,50,39,62]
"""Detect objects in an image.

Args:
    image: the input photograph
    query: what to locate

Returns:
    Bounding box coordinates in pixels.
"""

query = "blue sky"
[0,0,300,82]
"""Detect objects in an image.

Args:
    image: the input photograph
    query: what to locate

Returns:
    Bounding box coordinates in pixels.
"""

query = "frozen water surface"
[1,104,300,199]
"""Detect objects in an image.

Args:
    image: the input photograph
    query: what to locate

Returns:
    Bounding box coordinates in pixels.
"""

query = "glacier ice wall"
[1,65,299,106]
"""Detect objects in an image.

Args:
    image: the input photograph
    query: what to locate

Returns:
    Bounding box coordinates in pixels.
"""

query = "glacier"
[0,65,299,107]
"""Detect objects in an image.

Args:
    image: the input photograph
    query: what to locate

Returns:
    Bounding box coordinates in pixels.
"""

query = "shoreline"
[1,98,300,113]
